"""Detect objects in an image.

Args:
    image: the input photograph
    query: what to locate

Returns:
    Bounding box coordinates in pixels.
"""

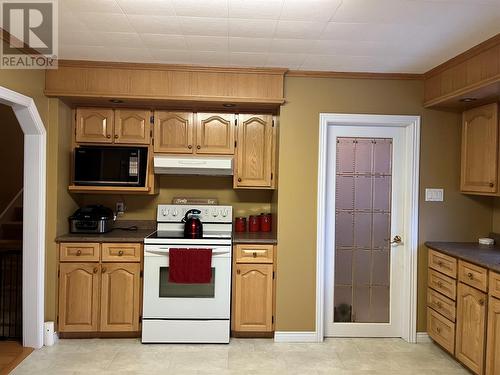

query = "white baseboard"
[274,331,318,343]
[416,332,431,343]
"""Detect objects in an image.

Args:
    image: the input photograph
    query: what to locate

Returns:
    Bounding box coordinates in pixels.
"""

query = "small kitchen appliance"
[69,205,116,233]
[182,209,203,238]
[142,204,233,344]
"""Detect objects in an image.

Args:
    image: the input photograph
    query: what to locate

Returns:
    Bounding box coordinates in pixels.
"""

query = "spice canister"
[235,217,246,232]
[259,213,272,232]
[248,215,260,232]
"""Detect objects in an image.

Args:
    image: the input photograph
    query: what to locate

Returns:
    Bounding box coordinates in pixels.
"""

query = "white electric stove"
[142,204,233,344]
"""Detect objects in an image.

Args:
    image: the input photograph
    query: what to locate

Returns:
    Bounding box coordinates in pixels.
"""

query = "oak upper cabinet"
[195,113,235,154]
[234,114,275,189]
[114,109,151,145]
[58,263,100,332]
[100,263,141,332]
[154,111,194,154]
[234,263,274,332]
[486,296,500,375]
[75,108,114,143]
[456,282,487,375]
[461,103,499,194]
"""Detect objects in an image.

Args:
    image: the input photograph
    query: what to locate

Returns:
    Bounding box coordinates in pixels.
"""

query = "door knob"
[390,235,402,244]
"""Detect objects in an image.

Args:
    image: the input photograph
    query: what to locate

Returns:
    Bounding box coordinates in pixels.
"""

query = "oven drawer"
[428,249,457,279]
[427,288,456,322]
[458,260,488,292]
[235,244,273,264]
[102,243,141,262]
[427,307,455,354]
[428,269,457,300]
[60,242,100,262]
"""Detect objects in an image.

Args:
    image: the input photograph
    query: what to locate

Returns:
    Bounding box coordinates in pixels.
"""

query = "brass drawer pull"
[436,327,441,334]
[467,272,474,280]
[437,281,443,288]
[93,267,98,274]
[236,269,241,275]
[101,267,106,273]
[437,261,443,266]
[479,299,485,306]
[118,250,124,256]
[436,301,443,309]
[76,250,82,256]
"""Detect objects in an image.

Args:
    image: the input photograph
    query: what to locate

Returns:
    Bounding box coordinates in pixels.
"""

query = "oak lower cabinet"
[460,103,499,195]
[455,282,487,375]
[232,244,276,335]
[58,242,142,335]
[486,296,500,375]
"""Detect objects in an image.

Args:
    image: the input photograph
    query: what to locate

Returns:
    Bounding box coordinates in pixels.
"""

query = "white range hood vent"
[154,155,233,176]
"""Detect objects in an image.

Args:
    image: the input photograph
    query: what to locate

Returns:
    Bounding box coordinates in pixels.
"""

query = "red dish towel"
[169,248,212,283]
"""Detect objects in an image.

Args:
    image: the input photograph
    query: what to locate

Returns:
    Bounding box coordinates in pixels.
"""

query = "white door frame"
[0,86,46,348]
[315,113,420,343]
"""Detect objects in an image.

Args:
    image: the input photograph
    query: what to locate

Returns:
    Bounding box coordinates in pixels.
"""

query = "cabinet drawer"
[490,272,500,299]
[427,288,456,322]
[101,243,141,262]
[428,269,457,300]
[235,244,273,264]
[60,243,100,262]
[458,260,488,292]
[427,307,455,354]
[428,249,457,278]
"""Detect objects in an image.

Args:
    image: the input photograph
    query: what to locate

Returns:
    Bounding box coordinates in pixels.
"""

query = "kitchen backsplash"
[75,175,275,220]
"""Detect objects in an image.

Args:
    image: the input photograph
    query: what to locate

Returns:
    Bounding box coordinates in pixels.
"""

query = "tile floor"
[12,338,469,375]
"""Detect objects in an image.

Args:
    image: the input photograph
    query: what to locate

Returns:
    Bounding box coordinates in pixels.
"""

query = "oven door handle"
[145,248,230,256]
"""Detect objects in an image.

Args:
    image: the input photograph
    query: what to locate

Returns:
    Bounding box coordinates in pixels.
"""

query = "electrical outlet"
[116,201,125,215]
[425,188,444,202]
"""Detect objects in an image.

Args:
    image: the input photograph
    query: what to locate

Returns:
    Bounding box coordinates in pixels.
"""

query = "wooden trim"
[56,59,288,75]
[0,343,33,375]
[68,185,151,194]
[424,33,500,78]
[287,70,422,80]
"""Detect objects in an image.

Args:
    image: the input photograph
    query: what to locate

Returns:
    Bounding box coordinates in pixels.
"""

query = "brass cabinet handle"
[197,145,201,149]
[118,250,124,256]
[467,272,474,280]
[437,261,444,267]
[188,145,192,149]
[93,267,98,274]
[114,134,119,139]
[489,182,495,187]
[436,327,441,334]
[76,250,82,256]
[101,267,106,273]
[236,269,241,275]
[106,134,111,138]
[437,281,443,288]
[436,301,443,309]
[238,178,242,182]
[253,252,257,258]
[479,299,485,306]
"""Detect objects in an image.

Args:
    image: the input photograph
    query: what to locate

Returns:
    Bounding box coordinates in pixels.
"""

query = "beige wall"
[276,76,494,332]
[0,104,23,212]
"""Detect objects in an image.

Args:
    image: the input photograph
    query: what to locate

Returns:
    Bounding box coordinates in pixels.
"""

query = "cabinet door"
[233,263,273,332]
[58,263,100,332]
[75,108,114,143]
[455,282,487,375]
[486,297,500,375]
[195,113,235,154]
[461,103,498,193]
[235,114,274,188]
[154,111,194,153]
[100,263,141,332]
[114,109,151,144]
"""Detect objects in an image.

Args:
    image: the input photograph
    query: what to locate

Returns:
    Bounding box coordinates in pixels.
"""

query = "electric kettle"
[182,209,203,239]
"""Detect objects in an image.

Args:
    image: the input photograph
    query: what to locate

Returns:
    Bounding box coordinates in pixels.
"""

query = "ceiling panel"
[58,0,500,73]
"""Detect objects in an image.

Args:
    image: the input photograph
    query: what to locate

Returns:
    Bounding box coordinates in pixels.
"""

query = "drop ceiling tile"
[314,40,401,57]
[100,47,154,63]
[275,20,326,39]
[172,0,229,18]
[63,0,122,14]
[140,34,188,49]
[59,45,111,60]
[271,38,320,54]
[228,19,277,38]
[150,49,193,64]
[229,37,272,53]
[59,11,88,32]
[179,17,228,36]
[185,36,229,51]
[94,32,144,48]
[228,0,284,19]
[191,51,230,65]
[229,52,268,67]
[321,22,423,43]
[266,53,305,69]
[127,15,181,34]
[116,0,176,16]
[59,30,100,46]
[77,12,134,33]
[280,0,342,21]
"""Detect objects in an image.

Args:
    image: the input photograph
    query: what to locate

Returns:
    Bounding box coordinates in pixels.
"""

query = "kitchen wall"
[276,76,494,332]
[75,176,274,220]
[0,104,23,213]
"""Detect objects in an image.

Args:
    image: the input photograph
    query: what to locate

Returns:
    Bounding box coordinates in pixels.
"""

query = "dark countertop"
[232,231,277,244]
[56,220,155,243]
[425,241,500,273]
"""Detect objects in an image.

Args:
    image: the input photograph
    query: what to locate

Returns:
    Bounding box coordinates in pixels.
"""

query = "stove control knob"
[212,209,219,218]
[161,208,169,217]
[172,209,179,217]
[221,209,228,217]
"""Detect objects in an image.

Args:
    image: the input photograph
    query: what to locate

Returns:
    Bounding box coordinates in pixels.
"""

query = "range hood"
[154,155,233,176]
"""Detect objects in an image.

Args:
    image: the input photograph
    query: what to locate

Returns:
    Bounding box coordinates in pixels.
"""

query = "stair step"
[0,222,23,240]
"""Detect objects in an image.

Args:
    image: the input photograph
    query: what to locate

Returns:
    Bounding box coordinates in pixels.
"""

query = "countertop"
[56,220,155,243]
[232,231,277,244]
[425,241,500,273]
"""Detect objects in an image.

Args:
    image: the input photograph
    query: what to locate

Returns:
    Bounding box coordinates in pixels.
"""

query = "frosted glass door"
[334,138,392,323]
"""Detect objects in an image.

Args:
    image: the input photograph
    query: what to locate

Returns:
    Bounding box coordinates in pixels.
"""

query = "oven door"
[143,245,231,319]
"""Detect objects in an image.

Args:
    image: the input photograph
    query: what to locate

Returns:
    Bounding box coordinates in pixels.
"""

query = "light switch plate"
[425,188,444,202]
